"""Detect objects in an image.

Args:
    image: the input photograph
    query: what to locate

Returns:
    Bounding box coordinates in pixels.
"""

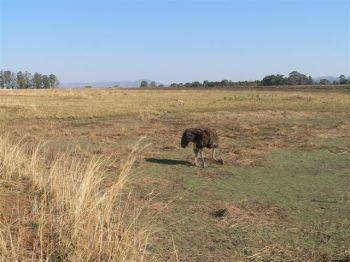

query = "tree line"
[140,80,164,88]
[169,80,260,88]
[168,71,350,88]
[261,72,350,86]
[0,70,60,89]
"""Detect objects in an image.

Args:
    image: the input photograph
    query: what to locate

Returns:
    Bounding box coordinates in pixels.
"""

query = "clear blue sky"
[0,0,349,83]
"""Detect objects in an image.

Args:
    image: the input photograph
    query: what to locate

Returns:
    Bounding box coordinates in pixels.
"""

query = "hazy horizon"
[1,0,349,84]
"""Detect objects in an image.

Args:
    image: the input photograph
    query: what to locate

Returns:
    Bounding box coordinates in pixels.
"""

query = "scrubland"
[0,88,349,261]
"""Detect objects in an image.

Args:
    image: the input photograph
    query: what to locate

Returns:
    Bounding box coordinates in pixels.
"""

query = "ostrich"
[181,127,222,167]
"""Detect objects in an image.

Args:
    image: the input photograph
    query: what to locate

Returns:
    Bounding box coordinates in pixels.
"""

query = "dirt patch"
[223,147,267,167]
[210,199,289,224]
[149,202,170,213]
[237,199,289,220]
[0,179,45,258]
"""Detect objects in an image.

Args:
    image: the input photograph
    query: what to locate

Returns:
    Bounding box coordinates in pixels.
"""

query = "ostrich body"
[181,127,220,167]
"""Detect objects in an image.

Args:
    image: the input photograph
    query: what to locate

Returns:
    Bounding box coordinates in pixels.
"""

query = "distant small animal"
[181,127,222,167]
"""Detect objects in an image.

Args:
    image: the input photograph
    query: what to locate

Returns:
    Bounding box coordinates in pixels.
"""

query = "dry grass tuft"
[0,136,148,261]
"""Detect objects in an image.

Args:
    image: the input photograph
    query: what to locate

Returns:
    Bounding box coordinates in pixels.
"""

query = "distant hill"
[59,80,162,88]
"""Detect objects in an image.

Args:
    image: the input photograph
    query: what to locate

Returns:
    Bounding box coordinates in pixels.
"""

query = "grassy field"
[0,88,349,261]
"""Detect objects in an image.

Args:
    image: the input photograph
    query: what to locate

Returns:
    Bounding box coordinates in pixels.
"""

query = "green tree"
[261,74,286,86]
[339,75,349,84]
[140,80,148,88]
[3,71,12,88]
[49,74,59,88]
[308,76,314,84]
[9,72,18,89]
[24,71,33,88]
[191,81,202,87]
[33,73,43,89]
[42,75,51,89]
[220,79,229,87]
[150,81,157,88]
[319,79,330,85]
[287,71,313,85]
[17,71,26,89]
[0,70,4,88]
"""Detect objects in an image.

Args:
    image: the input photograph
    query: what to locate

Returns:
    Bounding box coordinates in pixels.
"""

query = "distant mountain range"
[59,80,162,88]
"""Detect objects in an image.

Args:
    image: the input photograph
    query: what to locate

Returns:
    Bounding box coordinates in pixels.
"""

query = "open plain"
[0,87,349,261]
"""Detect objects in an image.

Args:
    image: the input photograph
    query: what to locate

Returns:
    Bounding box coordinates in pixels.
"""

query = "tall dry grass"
[0,136,148,261]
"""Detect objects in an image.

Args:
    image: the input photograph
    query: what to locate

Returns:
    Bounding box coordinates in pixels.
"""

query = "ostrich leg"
[200,149,206,167]
[193,147,200,167]
[212,148,219,161]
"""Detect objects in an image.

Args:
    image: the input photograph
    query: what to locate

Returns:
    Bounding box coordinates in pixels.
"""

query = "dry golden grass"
[0,88,348,123]
[0,136,148,261]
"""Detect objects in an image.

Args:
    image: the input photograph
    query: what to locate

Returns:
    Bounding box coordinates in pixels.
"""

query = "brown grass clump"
[0,136,148,261]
